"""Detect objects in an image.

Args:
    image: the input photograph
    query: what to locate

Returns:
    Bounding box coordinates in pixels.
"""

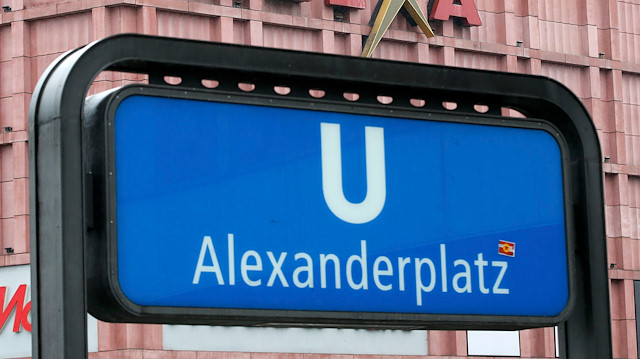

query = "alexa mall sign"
[327,0,481,26]
[360,0,481,56]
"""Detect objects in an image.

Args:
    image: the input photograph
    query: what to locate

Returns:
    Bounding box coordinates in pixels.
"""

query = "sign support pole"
[29,48,89,359]
[29,34,612,358]
[559,162,612,358]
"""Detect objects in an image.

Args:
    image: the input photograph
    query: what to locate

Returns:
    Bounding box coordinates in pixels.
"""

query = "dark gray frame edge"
[28,33,611,359]
[89,84,576,330]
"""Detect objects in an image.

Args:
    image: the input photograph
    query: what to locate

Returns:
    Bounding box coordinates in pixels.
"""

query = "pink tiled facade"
[0,0,638,357]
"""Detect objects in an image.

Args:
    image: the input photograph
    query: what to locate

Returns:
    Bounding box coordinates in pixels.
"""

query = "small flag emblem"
[498,240,515,257]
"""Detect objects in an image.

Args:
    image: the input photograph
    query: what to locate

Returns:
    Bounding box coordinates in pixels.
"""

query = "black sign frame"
[84,83,576,328]
[29,34,611,358]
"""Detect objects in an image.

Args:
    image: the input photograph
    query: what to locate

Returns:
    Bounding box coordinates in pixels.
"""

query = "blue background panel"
[114,95,569,317]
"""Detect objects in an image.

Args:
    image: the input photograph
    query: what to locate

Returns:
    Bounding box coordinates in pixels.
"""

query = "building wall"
[0,0,636,357]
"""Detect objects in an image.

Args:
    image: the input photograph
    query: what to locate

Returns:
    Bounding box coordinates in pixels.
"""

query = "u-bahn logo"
[320,123,386,224]
[361,0,482,57]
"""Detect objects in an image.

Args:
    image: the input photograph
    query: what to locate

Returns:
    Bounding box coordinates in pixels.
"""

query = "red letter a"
[430,0,482,26]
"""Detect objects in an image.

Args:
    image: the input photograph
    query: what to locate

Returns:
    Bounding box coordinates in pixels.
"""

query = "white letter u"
[320,123,386,224]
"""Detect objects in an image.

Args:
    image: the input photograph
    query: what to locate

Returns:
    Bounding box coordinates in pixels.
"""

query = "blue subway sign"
[27,34,611,357]
[31,35,610,357]
[85,84,573,328]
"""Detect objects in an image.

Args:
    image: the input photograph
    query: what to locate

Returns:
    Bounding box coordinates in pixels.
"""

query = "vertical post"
[558,163,612,358]
[29,49,89,359]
